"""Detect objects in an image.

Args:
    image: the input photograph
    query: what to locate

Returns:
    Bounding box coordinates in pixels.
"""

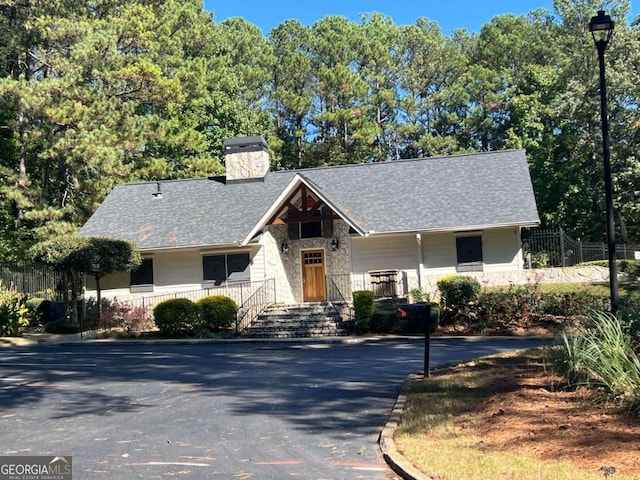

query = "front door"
[302,250,327,302]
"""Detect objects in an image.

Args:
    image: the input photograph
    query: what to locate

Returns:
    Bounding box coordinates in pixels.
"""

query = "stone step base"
[242,302,350,338]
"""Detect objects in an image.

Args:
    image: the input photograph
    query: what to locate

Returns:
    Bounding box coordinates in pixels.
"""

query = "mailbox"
[396,303,432,378]
[396,303,430,321]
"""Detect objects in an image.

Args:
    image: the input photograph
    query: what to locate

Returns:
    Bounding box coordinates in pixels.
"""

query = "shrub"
[100,301,154,333]
[557,311,640,412]
[477,282,543,327]
[369,307,396,333]
[353,290,375,333]
[437,275,481,314]
[0,282,29,337]
[153,298,199,336]
[619,259,640,278]
[44,319,82,334]
[618,293,640,348]
[196,295,238,332]
[476,282,609,330]
[26,297,46,325]
[409,287,430,303]
[538,287,609,317]
[579,259,640,278]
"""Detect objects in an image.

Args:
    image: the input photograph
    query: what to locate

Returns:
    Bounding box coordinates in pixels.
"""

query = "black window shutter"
[322,220,333,238]
[131,258,154,285]
[227,253,251,283]
[288,222,300,240]
[321,206,333,238]
[456,236,483,263]
[202,255,226,285]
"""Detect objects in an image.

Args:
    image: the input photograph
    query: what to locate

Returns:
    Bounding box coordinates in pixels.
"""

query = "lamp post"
[589,10,619,313]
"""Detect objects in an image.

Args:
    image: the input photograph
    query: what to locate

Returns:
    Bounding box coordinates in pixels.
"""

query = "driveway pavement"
[0,337,551,479]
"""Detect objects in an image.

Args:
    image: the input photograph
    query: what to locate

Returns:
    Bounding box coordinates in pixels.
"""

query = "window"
[203,253,250,285]
[130,258,154,292]
[288,219,333,240]
[456,236,483,272]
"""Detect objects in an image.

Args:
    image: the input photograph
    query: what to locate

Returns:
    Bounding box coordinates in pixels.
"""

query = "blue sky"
[203,0,638,36]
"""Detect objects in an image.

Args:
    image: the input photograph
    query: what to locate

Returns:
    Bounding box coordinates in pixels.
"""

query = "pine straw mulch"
[437,350,640,478]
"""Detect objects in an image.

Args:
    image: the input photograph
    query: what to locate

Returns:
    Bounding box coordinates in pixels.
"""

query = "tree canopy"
[1,0,639,259]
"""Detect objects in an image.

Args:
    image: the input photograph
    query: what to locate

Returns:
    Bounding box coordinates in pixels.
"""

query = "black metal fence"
[0,263,64,300]
[81,278,277,337]
[522,228,640,268]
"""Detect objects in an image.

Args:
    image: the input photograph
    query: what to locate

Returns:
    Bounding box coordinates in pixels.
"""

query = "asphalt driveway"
[0,337,551,479]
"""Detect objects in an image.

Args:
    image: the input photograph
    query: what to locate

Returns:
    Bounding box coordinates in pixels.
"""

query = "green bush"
[26,297,46,325]
[579,259,640,278]
[409,287,430,303]
[353,290,375,333]
[538,288,608,317]
[369,308,396,333]
[619,260,640,278]
[477,282,609,327]
[153,298,199,336]
[44,319,82,334]
[196,295,238,332]
[618,293,640,346]
[0,282,29,337]
[557,311,640,412]
[478,283,542,327]
[436,275,481,311]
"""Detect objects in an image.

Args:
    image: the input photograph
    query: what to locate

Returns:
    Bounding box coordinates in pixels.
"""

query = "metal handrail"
[326,276,354,323]
[235,278,276,335]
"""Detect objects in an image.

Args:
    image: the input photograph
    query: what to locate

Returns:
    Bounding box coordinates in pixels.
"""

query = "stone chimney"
[224,136,269,183]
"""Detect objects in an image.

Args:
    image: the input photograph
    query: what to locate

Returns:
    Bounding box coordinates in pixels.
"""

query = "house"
[79,136,540,309]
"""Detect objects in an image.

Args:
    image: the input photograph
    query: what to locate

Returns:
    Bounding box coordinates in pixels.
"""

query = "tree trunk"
[15,110,28,228]
[96,275,103,324]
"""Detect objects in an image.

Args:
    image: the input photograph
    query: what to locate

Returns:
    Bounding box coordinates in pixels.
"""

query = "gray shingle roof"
[80,149,539,250]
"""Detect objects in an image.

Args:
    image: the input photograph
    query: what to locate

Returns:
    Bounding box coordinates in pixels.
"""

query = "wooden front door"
[302,250,327,302]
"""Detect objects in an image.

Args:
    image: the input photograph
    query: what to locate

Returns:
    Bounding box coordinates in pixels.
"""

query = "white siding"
[350,234,419,274]
[421,232,456,275]
[251,240,267,281]
[420,228,521,275]
[86,246,261,301]
[482,228,521,271]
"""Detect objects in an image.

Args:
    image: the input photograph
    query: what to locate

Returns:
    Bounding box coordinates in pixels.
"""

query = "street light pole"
[589,10,619,313]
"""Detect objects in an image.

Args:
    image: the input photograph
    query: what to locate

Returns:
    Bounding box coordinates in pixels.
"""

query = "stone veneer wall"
[262,220,351,304]
[225,150,270,181]
[419,265,612,298]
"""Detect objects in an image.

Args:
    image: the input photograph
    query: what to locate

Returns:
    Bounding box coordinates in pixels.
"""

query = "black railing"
[81,279,275,337]
[326,276,353,323]
[523,228,640,268]
[235,278,276,335]
[0,263,64,300]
